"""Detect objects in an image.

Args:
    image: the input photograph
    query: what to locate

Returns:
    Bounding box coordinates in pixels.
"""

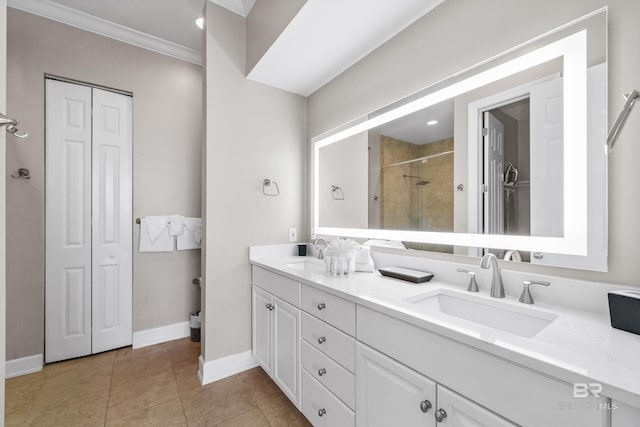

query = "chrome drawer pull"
[317,302,326,310]
[318,336,326,344]
[420,399,432,413]
[318,368,326,376]
[318,408,326,417]
[435,408,447,422]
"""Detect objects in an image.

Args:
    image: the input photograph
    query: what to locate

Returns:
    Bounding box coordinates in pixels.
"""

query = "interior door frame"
[466,74,559,257]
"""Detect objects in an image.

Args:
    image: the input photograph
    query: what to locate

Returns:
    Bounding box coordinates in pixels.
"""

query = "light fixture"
[195,17,204,30]
[426,120,438,126]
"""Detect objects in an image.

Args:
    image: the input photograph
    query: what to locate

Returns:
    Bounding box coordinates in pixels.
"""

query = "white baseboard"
[199,351,257,385]
[6,354,43,379]
[132,321,191,349]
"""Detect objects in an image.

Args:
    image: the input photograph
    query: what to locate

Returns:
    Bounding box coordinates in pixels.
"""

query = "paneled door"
[91,88,132,354]
[45,79,132,363]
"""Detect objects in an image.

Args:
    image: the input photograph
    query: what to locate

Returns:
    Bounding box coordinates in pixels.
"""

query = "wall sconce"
[331,185,344,200]
[263,179,280,196]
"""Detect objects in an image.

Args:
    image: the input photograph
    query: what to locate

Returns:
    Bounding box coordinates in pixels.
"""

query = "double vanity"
[249,244,640,427]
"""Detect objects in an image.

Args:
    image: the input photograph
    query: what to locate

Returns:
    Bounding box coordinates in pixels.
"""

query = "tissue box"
[608,290,640,335]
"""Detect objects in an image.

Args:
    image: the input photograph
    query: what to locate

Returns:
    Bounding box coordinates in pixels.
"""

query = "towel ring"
[263,179,280,196]
[331,185,344,200]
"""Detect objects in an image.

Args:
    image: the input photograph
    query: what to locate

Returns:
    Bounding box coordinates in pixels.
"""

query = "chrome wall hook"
[0,113,28,138]
[11,168,30,179]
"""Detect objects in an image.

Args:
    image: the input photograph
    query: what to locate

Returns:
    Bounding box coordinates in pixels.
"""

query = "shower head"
[415,180,430,186]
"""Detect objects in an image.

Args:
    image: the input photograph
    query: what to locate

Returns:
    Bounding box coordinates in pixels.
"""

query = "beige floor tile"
[173,358,202,395]
[106,396,187,426]
[237,367,287,408]
[181,376,257,426]
[5,339,307,427]
[108,369,180,415]
[6,389,109,427]
[259,395,311,427]
[210,407,270,427]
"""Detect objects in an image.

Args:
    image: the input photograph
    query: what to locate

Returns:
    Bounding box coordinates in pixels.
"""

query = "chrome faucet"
[312,237,328,260]
[480,253,505,298]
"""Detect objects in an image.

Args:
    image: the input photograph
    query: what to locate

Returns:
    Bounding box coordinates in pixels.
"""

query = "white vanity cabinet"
[356,342,515,427]
[357,305,608,427]
[300,284,356,426]
[251,267,301,408]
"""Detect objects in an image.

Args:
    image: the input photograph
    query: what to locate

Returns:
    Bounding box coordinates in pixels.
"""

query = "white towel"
[144,216,169,242]
[177,217,202,250]
[168,215,185,236]
[139,218,175,252]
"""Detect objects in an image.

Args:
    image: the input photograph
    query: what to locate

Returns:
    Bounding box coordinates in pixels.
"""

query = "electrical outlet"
[289,227,297,242]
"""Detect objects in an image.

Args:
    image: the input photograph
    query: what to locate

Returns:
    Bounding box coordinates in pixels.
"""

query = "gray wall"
[0,0,6,415]
[308,0,640,286]
[6,9,202,360]
[203,3,307,361]
[246,0,306,74]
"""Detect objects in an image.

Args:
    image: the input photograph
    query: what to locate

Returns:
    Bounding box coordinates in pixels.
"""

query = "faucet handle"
[519,280,551,304]
[456,268,479,293]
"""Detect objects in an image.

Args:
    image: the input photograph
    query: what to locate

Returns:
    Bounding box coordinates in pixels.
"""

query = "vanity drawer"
[302,285,355,335]
[252,266,300,308]
[302,369,355,427]
[302,312,355,372]
[302,340,355,409]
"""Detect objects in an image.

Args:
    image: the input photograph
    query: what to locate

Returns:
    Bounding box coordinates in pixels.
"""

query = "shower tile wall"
[379,135,454,253]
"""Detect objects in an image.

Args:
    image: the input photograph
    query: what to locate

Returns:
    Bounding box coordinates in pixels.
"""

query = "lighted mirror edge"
[312,30,589,256]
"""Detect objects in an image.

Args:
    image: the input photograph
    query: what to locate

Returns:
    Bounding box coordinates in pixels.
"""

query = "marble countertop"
[250,255,640,408]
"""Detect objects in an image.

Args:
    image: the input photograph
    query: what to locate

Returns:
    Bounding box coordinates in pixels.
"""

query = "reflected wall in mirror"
[313,9,607,271]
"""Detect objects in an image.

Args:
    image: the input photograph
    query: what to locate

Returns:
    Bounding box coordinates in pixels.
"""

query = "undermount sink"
[284,259,325,272]
[404,290,558,338]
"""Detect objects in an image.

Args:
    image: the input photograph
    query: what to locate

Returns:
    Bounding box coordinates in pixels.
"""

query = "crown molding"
[208,0,256,17]
[8,0,203,65]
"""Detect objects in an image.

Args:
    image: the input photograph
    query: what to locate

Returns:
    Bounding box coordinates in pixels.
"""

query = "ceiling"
[10,0,445,97]
[45,0,206,51]
[247,0,445,96]
[375,99,454,145]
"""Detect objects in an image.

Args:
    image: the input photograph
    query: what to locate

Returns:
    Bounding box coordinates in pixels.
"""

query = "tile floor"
[5,338,311,426]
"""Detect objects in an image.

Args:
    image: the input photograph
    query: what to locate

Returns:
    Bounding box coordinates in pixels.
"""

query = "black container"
[609,290,640,336]
[298,244,307,256]
[190,327,201,342]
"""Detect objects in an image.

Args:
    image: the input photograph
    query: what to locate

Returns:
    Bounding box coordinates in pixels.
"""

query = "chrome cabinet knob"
[318,368,326,376]
[435,408,447,422]
[533,252,544,259]
[420,399,432,413]
[318,408,326,417]
[265,303,274,311]
[317,302,326,310]
[318,336,326,344]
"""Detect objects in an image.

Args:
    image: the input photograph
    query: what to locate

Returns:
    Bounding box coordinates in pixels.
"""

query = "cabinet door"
[356,342,436,427]
[252,286,272,375]
[273,296,301,407]
[436,385,515,427]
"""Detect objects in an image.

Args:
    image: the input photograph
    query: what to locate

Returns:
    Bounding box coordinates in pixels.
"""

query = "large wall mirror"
[312,9,607,271]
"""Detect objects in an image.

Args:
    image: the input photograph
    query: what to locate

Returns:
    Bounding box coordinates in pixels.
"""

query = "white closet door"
[91,88,132,353]
[45,80,93,363]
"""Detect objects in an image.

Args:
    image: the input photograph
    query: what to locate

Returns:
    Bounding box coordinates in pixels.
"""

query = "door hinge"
[482,128,488,136]
[481,184,488,193]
